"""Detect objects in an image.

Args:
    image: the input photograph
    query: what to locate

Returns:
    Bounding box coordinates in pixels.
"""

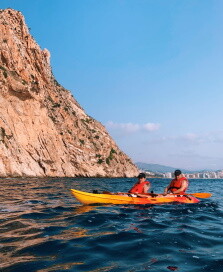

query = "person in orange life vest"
[129,173,151,194]
[163,169,188,195]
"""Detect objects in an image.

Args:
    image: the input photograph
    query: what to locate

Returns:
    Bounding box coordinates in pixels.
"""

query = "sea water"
[0,177,222,272]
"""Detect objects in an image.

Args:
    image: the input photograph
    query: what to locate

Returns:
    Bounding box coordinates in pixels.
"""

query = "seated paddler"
[163,169,188,195]
[129,173,151,194]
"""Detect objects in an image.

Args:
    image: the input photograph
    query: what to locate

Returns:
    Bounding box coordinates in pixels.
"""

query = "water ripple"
[0,178,223,272]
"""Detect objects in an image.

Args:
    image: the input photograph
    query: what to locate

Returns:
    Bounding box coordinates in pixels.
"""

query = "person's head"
[174,169,182,178]
[137,173,146,181]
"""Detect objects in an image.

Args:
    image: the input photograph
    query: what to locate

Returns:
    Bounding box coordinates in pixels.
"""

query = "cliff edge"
[0,8,139,177]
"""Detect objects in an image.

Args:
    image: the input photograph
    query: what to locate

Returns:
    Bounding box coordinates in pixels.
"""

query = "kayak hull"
[70,189,200,205]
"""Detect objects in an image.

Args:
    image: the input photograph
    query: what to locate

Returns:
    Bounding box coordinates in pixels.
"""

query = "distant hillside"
[136,162,190,173]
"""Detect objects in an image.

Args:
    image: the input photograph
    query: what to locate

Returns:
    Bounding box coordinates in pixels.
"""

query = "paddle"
[181,192,212,198]
[152,192,212,198]
[146,192,212,199]
[102,191,212,199]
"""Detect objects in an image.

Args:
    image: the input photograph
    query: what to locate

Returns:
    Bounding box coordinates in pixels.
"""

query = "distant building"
[141,168,223,179]
[164,172,172,178]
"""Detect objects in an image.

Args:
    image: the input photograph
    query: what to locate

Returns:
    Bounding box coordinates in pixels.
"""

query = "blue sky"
[1,0,223,170]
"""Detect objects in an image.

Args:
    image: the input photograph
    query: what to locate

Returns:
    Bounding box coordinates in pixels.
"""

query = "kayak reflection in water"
[128,173,151,194]
[163,169,189,195]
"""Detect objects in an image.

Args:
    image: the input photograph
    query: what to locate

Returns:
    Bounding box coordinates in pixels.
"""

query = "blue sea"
[0,177,222,272]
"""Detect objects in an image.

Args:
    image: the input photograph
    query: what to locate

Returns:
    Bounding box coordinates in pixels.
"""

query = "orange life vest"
[169,177,188,193]
[129,181,150,194]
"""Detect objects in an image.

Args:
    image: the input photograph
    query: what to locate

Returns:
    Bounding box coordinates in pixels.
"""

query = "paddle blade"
[189,192,212,198]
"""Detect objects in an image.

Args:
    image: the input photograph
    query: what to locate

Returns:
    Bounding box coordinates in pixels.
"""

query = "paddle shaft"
[132,192,211,199]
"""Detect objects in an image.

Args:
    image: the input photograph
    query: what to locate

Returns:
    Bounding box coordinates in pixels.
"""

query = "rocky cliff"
[0,8,139,177]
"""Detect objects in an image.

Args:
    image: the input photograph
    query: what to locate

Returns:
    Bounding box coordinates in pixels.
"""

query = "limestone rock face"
[0,9,139,177]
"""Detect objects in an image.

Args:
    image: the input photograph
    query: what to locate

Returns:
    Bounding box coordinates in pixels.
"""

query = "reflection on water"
[0,177,223,272]
[74,205,97,215]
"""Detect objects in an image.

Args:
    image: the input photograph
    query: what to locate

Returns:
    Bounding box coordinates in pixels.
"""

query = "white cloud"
[144,133,202,145]
[105,121,160,134]
[145,130,223,145]
[179,131,223,144]
[183,133,198,141]
[143,122,161,131]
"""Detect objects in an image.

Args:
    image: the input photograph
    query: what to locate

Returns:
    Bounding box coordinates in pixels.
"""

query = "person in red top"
[129,173,151,194]
[164,169,188,195]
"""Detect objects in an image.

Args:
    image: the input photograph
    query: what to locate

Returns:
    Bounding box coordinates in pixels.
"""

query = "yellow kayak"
[70,189,200,205]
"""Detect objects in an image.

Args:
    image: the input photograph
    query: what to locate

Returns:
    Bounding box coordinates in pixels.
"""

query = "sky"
[1,0,223,170]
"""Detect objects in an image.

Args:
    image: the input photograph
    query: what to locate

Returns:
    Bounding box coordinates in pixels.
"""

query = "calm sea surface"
[0,177,223,272]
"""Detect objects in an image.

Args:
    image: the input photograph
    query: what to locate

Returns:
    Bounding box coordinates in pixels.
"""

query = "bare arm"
[163,184,171,195]
[142,183,150,194]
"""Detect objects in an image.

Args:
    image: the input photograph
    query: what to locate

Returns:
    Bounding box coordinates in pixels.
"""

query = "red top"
[129,181,150,194]
[169,177,188,193]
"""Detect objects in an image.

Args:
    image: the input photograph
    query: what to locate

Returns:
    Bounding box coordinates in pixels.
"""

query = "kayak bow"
[70,189,200,205]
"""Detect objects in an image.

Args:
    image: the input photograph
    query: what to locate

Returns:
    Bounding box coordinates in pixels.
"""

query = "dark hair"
[174,169,182,176]
[137,173,146,179]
